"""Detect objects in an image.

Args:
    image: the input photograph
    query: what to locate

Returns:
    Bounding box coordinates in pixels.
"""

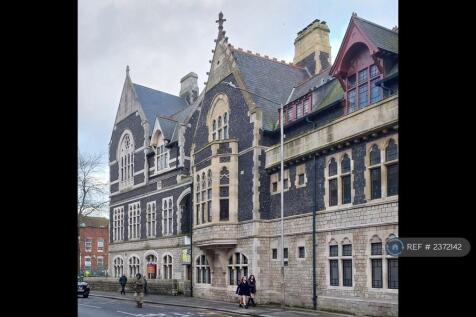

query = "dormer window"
[347,74,356,89]
[346,64,382,114]
[156,143,169,172]
[281,94,312,125]
[151,128,169,173]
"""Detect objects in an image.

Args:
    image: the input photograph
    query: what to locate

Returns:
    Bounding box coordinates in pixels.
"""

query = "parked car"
[78,276,90,298]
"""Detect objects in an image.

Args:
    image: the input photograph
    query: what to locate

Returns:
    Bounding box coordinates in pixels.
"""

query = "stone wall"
[84,277,189,296]
[191,199,398,317]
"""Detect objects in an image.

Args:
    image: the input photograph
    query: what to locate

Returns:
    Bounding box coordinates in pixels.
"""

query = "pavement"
[84,290,354,317]
[79,296,242,317]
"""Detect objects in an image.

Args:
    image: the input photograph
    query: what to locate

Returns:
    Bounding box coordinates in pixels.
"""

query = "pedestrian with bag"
[235,276,251,309]
[133,273,145,308]
[119,274,127,295]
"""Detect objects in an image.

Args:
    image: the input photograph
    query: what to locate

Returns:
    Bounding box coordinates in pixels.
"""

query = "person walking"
[144,277,148,295]
[119,274,127,295]
[133,273,145,308]
[235,276,251,309]
[247,274,257,307]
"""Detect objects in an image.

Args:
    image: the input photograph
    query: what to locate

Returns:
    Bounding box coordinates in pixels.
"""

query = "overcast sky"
[79,0,398,173]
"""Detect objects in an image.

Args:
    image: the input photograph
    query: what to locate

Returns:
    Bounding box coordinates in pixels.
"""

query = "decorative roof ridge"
[229,45,304,69]
[132,82,185,100]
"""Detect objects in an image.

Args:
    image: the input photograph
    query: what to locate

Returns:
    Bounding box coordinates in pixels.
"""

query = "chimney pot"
[180,72,199,105]
[293,18,331,75]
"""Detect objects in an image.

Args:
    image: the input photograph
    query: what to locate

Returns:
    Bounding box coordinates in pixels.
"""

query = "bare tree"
[78,151,109,220]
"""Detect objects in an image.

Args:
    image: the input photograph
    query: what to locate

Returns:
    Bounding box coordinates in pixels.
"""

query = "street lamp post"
[279,103,285,310]
[222,81,294,310]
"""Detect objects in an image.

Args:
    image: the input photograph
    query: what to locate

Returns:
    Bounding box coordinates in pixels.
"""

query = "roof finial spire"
[352,12,357,17]
[126,65,130,76]
[216,11,227,41]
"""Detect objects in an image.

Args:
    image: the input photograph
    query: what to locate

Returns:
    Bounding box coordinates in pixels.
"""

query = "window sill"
[327,285,355,291]
[271,189,290,195]
[325,203,353,211]
[367,195,399,204]
[151,167,173,177]
[368,288,398,294]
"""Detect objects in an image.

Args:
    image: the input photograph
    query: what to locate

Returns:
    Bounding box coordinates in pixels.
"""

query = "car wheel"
[83,292,89,298]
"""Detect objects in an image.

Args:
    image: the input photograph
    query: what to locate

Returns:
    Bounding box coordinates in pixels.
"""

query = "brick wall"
[79,226,109,273]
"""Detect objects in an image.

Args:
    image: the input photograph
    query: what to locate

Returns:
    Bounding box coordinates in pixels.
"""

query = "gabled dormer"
[150,116,175,175]
[330,13,398,114]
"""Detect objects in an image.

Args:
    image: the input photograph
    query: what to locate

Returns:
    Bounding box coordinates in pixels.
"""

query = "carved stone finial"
[126,65,130,76]
[352,12,357,17]
[215,11,227,41]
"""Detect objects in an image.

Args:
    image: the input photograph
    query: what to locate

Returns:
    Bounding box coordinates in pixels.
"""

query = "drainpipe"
[306,117,318,310]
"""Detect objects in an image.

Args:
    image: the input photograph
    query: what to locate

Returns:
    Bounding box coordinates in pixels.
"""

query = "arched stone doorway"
[145,254,158,279]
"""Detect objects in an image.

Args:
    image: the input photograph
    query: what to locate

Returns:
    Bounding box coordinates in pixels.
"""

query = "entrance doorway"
[146,254,157,279]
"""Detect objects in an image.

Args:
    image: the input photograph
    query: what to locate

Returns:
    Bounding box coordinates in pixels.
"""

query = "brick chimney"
[179,72,199,105]
[293,19,331,75]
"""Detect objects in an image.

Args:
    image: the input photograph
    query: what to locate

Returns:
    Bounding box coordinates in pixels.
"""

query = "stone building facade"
[108,12,398,317]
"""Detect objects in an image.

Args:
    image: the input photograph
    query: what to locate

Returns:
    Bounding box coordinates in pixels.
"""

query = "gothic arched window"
[341,154,351,204]
[196,255,211,284]
[163,255,173,279]
[219,167,229,221]
[113,257,124,278]
[385,139,398,196]
[328,158,338,206]
[227,253,248,285]
[369,144,381,199]
[128,256,140,277]
[119,133,134,189]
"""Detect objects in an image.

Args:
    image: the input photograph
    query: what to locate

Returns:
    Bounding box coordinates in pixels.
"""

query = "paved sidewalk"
[90,290,353,317]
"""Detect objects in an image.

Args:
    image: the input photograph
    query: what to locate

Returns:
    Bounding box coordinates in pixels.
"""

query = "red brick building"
[78,216,109,276]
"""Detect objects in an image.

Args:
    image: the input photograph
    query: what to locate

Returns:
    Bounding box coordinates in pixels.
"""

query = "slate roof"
[157,116,178,141]
[314,79,344,111]
[229,48,347,131]
[133,83,187,135]
[79,216,108,228]
[231,49,309,131]
[353,16,398,54]
[288,67,333,103]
